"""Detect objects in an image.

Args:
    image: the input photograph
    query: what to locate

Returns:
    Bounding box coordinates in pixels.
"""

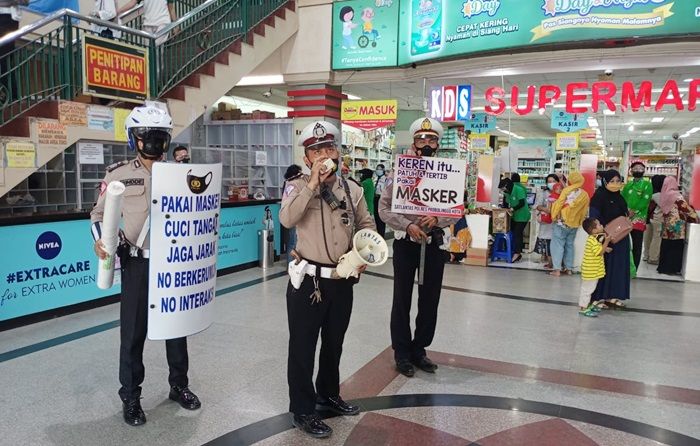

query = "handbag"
[604,216,633,244]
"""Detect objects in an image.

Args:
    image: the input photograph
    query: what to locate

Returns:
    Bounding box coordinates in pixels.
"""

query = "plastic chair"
[491,232,513,263]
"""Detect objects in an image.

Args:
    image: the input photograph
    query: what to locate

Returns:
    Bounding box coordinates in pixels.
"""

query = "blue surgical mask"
[547,183,554,191]
[596,179,602,188]
[376,169,384,177]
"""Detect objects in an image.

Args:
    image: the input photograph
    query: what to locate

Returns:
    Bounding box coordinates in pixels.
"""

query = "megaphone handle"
[418,239,426,286]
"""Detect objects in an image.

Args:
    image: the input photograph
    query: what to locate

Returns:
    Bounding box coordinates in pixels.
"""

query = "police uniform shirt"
[91,158,152,248]
[378,176,460,241]
[280,175,375,264]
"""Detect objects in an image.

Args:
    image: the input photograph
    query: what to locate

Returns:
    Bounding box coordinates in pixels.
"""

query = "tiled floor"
[1,256,699,446]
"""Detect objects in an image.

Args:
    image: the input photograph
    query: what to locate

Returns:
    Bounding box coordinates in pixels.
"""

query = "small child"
[579,218,612,317]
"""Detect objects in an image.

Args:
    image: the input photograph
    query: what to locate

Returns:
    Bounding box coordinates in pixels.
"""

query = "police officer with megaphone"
[280,121,376,439]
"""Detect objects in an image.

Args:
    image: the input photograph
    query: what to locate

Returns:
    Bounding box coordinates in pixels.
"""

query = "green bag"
[630,250,637,279]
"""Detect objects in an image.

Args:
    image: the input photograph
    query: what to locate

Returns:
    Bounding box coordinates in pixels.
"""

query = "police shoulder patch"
[106,160,130,172]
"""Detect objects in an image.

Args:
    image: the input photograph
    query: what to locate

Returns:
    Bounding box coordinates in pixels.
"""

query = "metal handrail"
[0,8,152,47]
[157,0,219,36]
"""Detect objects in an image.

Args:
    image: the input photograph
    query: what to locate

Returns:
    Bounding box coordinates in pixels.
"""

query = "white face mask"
[376,169,384,176]
[547,183,554,191]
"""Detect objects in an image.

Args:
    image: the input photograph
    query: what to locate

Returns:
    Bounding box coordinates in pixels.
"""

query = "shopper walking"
[535,174,560,268]
[358,168,375,216]
[498,173,530,262]
[643,175,665,265]
[657,176,699,275]
[589,170,630,309]
[622,161,653,269]
[550,172,589,276]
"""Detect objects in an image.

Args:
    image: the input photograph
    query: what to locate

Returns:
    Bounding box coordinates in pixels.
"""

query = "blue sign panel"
[551,111,589,132]
[0,203,282,322]
[467,112,496,133]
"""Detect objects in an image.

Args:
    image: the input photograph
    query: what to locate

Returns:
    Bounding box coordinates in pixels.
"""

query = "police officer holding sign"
[280,121,375,439]
[91,106,201,426]
[379,117,459,378]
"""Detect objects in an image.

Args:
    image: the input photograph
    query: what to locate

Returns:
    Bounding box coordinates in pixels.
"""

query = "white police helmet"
[126,106,173,159]
[409,117,444,139]
[297,121,341,149]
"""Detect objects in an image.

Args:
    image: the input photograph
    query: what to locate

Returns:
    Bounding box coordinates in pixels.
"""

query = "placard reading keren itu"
[148,162,222,340]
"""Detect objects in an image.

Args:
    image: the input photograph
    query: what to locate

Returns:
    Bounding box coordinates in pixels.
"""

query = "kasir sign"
[482,79,700,116]
[429,85,472,122]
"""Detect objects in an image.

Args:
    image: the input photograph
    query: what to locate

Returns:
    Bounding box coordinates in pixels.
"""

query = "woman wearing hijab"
[643,175,665,265]
[657,177,699,275]
[498,174,530,262]
[358,168,376,216]
[589,170,630,309]
[550,172,590,276]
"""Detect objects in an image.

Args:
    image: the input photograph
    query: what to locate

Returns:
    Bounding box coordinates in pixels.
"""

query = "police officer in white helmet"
[91,106,201,426]
[378,117,460,378]
[280,120,375,438]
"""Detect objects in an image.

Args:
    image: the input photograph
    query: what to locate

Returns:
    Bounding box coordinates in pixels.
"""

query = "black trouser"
[511,221,528,255]
[391,237,447,362]
[287,274,354,415]
[630,229,644,270]
[118,255,189,401]
[373,195,386,237]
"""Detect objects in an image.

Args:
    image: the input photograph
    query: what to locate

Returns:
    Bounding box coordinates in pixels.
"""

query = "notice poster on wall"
[391,155,466,217]
[5,142,36,168]
[78,142,105,164]
[148,162,222,340]
[37,120,68,146]
[58,101,88,126]
[331,0,399,70]
[82,35,148,103]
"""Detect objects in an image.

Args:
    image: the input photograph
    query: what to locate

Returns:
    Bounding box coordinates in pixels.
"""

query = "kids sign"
[341,99,398,130]
[148,162,222,340]
[82,35,148,103]
[391,155,466,218]
[429,85,472,122]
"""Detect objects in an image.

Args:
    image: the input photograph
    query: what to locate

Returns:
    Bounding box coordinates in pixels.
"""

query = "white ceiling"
[231,66,700,156]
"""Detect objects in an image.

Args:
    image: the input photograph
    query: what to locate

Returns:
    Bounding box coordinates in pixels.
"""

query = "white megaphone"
[335,229,389,279]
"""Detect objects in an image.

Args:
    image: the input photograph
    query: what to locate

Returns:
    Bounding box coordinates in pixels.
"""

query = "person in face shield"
[622,161,653,270]
[90,106,201,427]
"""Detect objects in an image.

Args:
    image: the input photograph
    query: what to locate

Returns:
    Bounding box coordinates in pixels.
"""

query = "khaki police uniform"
[280,173,375,416]
[91,157,189,402]
[377,117,459,366]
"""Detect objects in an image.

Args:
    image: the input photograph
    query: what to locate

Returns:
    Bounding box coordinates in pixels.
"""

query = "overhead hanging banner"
[551,111,589,132]
[332,0,399,70]
[148,162,222,340]
[467,112,497,133]
[341,99,398,130]
[391,155,466,218]
[334,0,700,69]
[82,35,148,103]
[556,132,580,151]
[469,133,489,151]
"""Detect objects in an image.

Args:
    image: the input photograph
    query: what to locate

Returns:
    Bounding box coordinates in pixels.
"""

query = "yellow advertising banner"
[341,100,397,130]
[556,132,580,151]
[5,142,36,168]
[114,108,130,142]
[469,133,489,151]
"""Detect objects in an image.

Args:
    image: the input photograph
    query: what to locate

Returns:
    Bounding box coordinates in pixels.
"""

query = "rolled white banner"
[97,181,126,289]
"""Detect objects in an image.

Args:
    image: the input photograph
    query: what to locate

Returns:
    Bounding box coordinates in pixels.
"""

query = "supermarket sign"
[341,99,397,130]
[483,79,700,116]
[82,35,148,103]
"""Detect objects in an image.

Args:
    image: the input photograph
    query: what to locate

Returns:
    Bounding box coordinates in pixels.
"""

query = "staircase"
[0,0,298,197]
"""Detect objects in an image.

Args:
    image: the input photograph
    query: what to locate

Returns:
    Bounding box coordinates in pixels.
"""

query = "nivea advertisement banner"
[0,220,118,322]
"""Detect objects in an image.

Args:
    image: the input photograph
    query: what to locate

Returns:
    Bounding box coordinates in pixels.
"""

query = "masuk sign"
[429,85,472,122]
[482,79,700,115]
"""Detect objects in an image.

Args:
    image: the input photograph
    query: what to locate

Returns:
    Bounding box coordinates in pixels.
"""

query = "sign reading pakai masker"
[82,35,148,103]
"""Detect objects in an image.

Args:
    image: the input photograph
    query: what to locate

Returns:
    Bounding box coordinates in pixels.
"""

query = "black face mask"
[418,147,436,157]
[178,157,191,164]
[187,170,213,194]
[632,171,644,178]
[132,129,172,159]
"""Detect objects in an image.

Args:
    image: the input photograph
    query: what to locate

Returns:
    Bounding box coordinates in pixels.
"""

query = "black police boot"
[316,395,360,415]
[292,414,333,438]
[122,399,146,426]
[169,385,202,410]
[396,359,415,377]
[413,356,438,373]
